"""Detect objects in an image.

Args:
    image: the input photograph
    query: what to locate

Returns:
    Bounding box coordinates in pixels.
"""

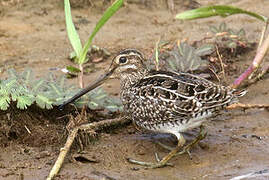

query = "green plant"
[176,5,267,47]
[149,42,214,73]
[64,0,123,87]
[175,5,267,22]
[0,69,122,111]
[175,5,269,88]
[209,22,248,50]
[166,42,214,72]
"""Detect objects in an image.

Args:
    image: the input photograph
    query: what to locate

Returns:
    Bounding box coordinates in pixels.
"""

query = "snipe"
[60,49,246,168]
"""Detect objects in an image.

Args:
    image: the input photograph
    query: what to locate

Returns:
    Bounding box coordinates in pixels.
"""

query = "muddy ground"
[0,0,269,179]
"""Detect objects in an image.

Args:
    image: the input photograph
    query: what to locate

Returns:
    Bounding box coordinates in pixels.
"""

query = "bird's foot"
[127,132,186,169]
[127,154,174,169]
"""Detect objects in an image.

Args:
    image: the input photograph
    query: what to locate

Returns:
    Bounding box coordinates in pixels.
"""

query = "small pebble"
[131,167,140,171]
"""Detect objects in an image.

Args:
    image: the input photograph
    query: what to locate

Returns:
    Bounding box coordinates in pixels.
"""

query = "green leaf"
[58,76,66,88]
[66,65,81,73]
[105,105,120,112]
[0,87,10,110]
[228,28,235,35]
[88,101,99,109]
[209,25,219,33]
[4,79,17,90]
[78,0,123,64]
[64,0,82,61]
[49,83,62,96]
[168,60,177,71]
[195,44,215,56]
[36,94,53,109]
[16,95,34,109]
[175,5,268,22]
[166,42,209,72]
[238,28,246,37]
[32,79,45,92]
[69,51,77,60]
[0,97,10,110]
[7,69,18,79]
[219,22,227,32]
[227,41,237,49]
[104,97,123,112]
[22,69,32,84]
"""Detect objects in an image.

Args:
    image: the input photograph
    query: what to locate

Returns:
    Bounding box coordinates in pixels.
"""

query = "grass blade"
[78,0,123,64]
[64,0,82,61]
[175,5,268,22]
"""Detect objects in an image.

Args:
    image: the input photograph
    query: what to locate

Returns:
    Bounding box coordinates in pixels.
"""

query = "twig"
[215,45,226,81]
[226,103,269,110]
[209,67,221,82]
[24,125,31,134]
[232,33,269,88]
[192,34,214,44]
[46,117,130,180]
[47,127,78,180]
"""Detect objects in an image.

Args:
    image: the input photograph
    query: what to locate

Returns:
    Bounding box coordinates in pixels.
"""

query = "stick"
[47,128,78,180]
[226,103,269,110]
[46,118,130,180]
[215,45,226,80]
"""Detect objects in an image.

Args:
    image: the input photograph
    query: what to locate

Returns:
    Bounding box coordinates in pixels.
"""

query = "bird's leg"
[155,126,207,159]
[127,133,186,168]
[176,125,207,158]
[155,131,200,151]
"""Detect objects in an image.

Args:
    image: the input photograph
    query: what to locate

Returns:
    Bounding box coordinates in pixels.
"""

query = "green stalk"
[78,0,124,64]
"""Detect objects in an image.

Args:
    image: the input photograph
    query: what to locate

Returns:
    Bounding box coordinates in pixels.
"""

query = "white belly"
[154,112,212,135]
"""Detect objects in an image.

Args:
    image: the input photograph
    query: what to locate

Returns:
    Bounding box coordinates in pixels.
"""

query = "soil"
[0,0,269,179]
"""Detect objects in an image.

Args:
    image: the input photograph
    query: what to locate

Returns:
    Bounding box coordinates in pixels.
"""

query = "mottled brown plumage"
[60,49,246,168]
[113,49,244,135]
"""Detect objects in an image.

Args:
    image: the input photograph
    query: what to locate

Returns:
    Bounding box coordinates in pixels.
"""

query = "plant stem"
[232,34,269,88]
[155,38,161,71]
[79,64,84,88]
[258,20,268,48]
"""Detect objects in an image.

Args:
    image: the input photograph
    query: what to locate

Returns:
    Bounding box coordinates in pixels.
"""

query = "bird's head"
[108,49,146,78]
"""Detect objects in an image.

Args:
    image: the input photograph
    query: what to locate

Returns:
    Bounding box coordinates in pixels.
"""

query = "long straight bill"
[59,69,114,110]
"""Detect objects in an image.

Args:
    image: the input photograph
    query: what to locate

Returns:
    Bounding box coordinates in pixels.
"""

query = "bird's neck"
[119,68,148,90]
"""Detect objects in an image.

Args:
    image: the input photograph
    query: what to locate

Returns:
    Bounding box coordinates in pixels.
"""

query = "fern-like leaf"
[0,86,10,110]
[0,69,123,111]
[166,42,212,72]
[16,95,34,109]
[36,94,53,109]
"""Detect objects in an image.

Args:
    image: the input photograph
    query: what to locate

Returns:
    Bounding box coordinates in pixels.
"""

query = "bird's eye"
[119,56,127,64]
